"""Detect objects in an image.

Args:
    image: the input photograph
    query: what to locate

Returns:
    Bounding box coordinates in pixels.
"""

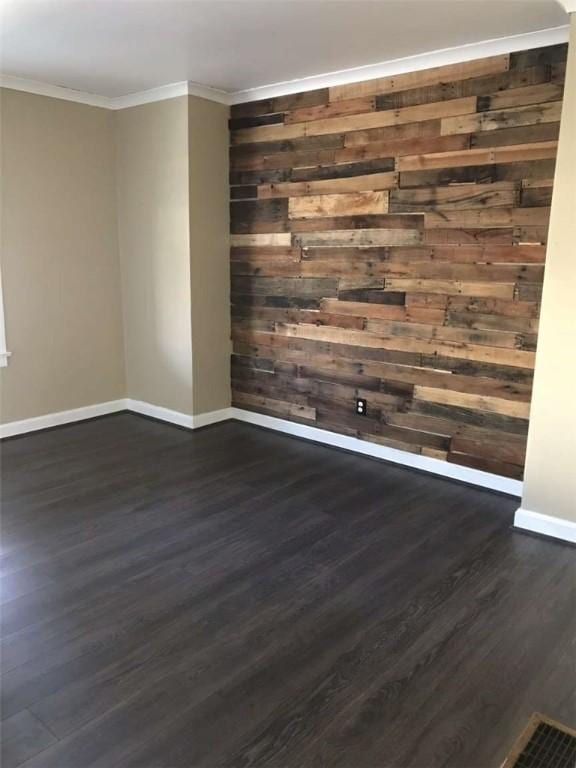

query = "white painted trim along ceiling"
[0,0,572,108]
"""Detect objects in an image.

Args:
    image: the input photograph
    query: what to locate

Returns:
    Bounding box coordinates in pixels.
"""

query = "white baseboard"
[0,398,523,497]
[125,398,195,429]
[514,507,576,544]
[230,408,522,496]
[126,399,232,430]
[192,407,234,429]
[0,399,128,438]
[0,398,234,438]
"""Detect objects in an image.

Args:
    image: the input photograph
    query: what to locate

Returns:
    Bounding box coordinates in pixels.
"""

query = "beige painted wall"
[0,88,125,423]
[188,96,231,414]
[0,92,230,425]
[521,16,576,523]
[115,97,194,415]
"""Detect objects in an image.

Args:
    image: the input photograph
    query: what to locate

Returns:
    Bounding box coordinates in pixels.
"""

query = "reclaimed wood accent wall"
[229,44,567,480]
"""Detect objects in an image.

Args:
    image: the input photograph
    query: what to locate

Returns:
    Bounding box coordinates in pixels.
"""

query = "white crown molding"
[0,75,230,109]
[229,25,570,104]
[0,74,112,108]
[556,1,576,13]
[0,25,570,111]
[108,81,230,109]
[514,507,576,544]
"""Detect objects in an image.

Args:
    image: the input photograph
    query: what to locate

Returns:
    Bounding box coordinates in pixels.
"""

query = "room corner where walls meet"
[0,88,231,426]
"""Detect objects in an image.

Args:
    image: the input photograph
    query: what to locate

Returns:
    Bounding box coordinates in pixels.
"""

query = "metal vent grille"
[503,714,576,768]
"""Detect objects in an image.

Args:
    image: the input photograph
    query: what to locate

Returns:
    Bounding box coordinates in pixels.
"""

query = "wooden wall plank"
[285,96,376,124]
[382,278,515,299]
[232,97,478,145]
[290,157,395,182]
[293,229,423,248]
[396,141,558,171]
[230,199,288,234]
[476,82,564,111]
[231,233,292,247]
[288,191,389,219]
[423,207,550,229]
[440,101,562,136]
[319,298,446,325]
[399,158,557,187]
[389,182,518,211]
[470,121,560,148]
[413,385,531,418]
[290,214,422,232]
[258,171,399,199]
[374,66,560,111]
[328,54,510,101]
[272,322,535,367]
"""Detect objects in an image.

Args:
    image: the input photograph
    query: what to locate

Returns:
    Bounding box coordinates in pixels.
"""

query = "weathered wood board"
[229,43,567,479]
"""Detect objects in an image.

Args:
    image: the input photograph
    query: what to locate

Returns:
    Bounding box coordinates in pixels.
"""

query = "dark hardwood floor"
[1,413,574,768]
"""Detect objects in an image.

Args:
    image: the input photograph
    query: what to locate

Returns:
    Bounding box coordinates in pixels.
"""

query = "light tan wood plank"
[230,233,292,247]
[441,101,562,136]
[286,96,376,124]
[294,229,423,248]
[383,278,515,299]
[424,207,550,229]
[258,171,399,199]
[233,97,477,145]
[413,385,531,418]
[273,322,535,367]
[288,191,388,219]
[397,140,557,171]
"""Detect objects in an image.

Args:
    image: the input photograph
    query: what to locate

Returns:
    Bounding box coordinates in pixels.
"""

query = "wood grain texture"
[288,191,389,219]
[229,43,567,479]
[2,415,574,767]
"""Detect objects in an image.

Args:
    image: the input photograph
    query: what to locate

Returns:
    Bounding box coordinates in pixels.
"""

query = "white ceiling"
[0,0,570,99]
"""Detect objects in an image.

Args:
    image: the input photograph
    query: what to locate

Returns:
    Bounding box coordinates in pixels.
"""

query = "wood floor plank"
[0,709,58,768]
[0,414,573,767]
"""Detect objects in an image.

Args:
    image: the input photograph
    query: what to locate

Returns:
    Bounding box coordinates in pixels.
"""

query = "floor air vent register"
[502,713,576,768]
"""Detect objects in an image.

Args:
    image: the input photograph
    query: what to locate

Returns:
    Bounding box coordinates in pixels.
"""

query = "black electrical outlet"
[355,397,367,416]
